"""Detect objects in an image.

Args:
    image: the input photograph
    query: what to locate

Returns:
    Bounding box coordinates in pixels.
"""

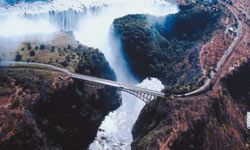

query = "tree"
[67,45,71,49]
[27,43,32,50]
[51,46,55,52]
[30,50,35,57]
[15,52,22,61]
[40,44,45,50]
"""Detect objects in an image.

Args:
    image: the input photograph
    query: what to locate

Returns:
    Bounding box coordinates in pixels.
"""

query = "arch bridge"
[0,61,165,103]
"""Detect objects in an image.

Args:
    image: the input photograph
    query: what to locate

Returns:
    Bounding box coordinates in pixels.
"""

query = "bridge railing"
[0,61,165,102]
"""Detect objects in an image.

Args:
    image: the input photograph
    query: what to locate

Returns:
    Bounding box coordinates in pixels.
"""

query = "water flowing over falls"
[89,78,165,149]
[73,1,179,149]
[0,0,179,149]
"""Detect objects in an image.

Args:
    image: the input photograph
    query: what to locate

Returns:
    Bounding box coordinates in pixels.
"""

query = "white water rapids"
[0,0,179,149]
[74,1,178,149]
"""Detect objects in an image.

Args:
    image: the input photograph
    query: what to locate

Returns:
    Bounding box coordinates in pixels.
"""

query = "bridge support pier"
[82,81,157,103]
[123,89,156,103]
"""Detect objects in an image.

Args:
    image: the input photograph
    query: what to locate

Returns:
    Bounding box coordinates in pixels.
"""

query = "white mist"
[74,0,179,149]
[0,15,56,37]
[0,0,179,149]
[0,14,57,59]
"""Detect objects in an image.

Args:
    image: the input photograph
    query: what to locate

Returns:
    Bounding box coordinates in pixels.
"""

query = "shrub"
[51,46,55,52]
[67,45,71,49]
[77,44,82,49]
[30,50,35,57]
[40,44,45,50]
[15,52,22,61]
[27,43,32,50]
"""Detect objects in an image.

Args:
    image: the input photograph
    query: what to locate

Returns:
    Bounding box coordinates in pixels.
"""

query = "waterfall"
[29,9,87,31]
[74,0,179,149]
[0,1,104,31]
[0,0,179,149]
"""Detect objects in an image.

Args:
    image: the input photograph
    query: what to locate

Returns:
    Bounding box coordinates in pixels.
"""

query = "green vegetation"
[16,42,116,81]
[40,44,45,50]
[76,48,116,80]
[0,33,121,149]
[15,52,22,61]
[29,50,35,57]
[222,60,250,108]
[114,4,222,94]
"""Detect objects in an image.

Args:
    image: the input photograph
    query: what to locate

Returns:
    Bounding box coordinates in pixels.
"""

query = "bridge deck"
[0,61,165,100]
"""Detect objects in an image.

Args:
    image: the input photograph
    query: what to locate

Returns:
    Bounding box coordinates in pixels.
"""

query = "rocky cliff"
[112,1,250,150]
[113,3,224,93]
[0,32,121,150]
[131,60,250,150]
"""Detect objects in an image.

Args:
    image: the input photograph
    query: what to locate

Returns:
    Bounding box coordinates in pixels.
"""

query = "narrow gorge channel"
[73,1,179,149]
[0,0,179,149]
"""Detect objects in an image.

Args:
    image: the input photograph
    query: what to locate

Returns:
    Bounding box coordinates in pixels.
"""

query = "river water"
[73,1,178,149]
[0,0,179,149]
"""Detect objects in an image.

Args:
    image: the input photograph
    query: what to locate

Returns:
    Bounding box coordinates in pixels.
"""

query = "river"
[73,0,178,149]
[0,0,178,149]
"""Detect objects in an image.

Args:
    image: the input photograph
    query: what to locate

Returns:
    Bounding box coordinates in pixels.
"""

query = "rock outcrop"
[131,60,250,150]
[0,32,121,150]
[113,3,224,93]
[113,1,250,150]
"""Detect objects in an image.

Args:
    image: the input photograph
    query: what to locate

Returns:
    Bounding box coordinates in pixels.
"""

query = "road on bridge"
[0,1,243,101]
[0,61,165,102]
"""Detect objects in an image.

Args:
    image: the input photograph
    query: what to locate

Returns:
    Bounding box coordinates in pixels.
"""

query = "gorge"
[1,0,250,149]
[0,0,178,149]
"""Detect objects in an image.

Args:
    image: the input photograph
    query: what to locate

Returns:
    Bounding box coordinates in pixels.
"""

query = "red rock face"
[132,38,250,149]
[131,0,250,149]
[0,31,122,150]
[0,69,120,150]
[0,70,70,149]
[132,87,249,149]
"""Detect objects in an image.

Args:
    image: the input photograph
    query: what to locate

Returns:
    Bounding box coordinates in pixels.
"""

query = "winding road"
[0,1,244,102]
[176,0,243,97]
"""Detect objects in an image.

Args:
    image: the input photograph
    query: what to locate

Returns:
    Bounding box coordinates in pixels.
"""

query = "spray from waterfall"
[0,15,56,37]
[74,0,179,82]
[0,14,57,59]
[0,0,179,148]
[73,0,179,149]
